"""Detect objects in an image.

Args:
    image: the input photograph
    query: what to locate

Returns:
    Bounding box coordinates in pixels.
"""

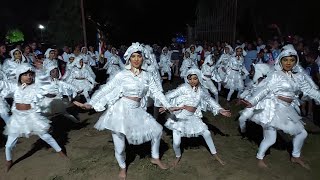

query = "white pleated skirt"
[94,97,163,145]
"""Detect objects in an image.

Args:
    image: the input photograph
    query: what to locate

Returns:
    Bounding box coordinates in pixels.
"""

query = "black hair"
[187,73,198,79]
[18,70,35,84]
[280,55,297,61]
[134,51,142,54]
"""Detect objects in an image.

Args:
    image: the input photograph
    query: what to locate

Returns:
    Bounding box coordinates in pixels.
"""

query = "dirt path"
[1,83,320,180]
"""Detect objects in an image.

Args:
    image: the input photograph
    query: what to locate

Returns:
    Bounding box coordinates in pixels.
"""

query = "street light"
[38,24,45,42]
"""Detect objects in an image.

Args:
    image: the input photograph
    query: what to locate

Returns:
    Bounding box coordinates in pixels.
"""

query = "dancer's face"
[13,50,22,60]
[79,59,84,68]
[224,47,230,54]
[185,52,190,58]
[190,46,195,53]
[236,48,242,56]
[82,47,88,54]
[188,74,199,87]
[20,72,34,85]
[69,57,75,63]
[49,50,55,59]
[50,68,59,79]
[130,52,143,69]
[281,56,297,71]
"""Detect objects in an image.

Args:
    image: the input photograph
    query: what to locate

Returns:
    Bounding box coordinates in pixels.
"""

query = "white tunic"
[247,71,320,135]
[2,59,26,82]
[67,66,95,92]
[216,53,231,81]
[38,79,79,117]
[159,53,172,73]
[43,58,58,70]
[89,69,171,145]
[223,56,249,90]
[0,81,51,137]
[180,58,198,78]
[164,84,222,137]
[103,54,124,80]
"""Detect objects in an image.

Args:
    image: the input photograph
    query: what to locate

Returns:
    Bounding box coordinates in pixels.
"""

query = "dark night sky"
[1,0,319,45]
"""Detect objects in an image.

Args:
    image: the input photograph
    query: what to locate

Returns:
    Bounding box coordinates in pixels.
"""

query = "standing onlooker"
[170,43,180,77]
[244,43,257,83]
[0,43,8,64]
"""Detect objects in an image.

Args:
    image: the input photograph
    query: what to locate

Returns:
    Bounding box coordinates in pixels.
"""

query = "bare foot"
[213,154,225,165]
[291,157,310,170]
[118,168,127,180]
[6,160,12,172]
[257,159,268,168]
[150,158,168,170]
[171,157,181,168]
[236,99,242,105]
[58,151,69,159]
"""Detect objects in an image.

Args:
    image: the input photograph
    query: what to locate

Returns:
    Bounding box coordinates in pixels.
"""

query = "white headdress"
[233,46,247,57]
[123,42,148,70]
[274,45,299,72]
[203,54,214,65]
[10,48,26,62]
[74,56,85,68]
[252,63,273,83]
[81,46,88,54]
[224,44,234,55]
[16,63,35,84]
[44,48,55,58]
[184,68,204,86]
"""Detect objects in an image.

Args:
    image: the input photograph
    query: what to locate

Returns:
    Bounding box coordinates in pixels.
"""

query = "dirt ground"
[1,79,320,180]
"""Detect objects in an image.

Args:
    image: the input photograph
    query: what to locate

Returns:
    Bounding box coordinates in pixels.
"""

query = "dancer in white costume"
[162,68,231,167]
[159,46,173,81]
[215,44,233,91]
[143,44,163,113]
[238,63,273,134]
[102,47,124,81]
[42,48,58,70]
[2,48,27,82]
[201,55,219,101]
[0,63,10,123]
[0,63,67,172]
[242,47,320,169]
[75,42,176,179]
[224,46,249,102]
[180,51,198,79]
[67,57,96,102]
[37,64,80,122]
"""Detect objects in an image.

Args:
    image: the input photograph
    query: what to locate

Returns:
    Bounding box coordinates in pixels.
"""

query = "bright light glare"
[38,24,45,29]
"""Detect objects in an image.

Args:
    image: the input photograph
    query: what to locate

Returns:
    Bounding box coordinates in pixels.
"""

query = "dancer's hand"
[168,107,182,112]
[240,99,253,108]
[82,104,93,109]
[73,101,93,109]
[159,107,166,114]
[236,98,242,105]
[219,109,231,117]
[159,107,181,114]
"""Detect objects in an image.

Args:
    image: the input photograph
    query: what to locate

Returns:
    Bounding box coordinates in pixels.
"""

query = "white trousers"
[1,113,10,124]
[256,127,308,159]
[112,131,161,169]
[161,71,172,80]
[227,89,241,101]
[171,60,180,76]
[5,133,62,161]
[172,130,217,158]
[203,77,219,102]
[238,108,254,133]
[83,90,91,102]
